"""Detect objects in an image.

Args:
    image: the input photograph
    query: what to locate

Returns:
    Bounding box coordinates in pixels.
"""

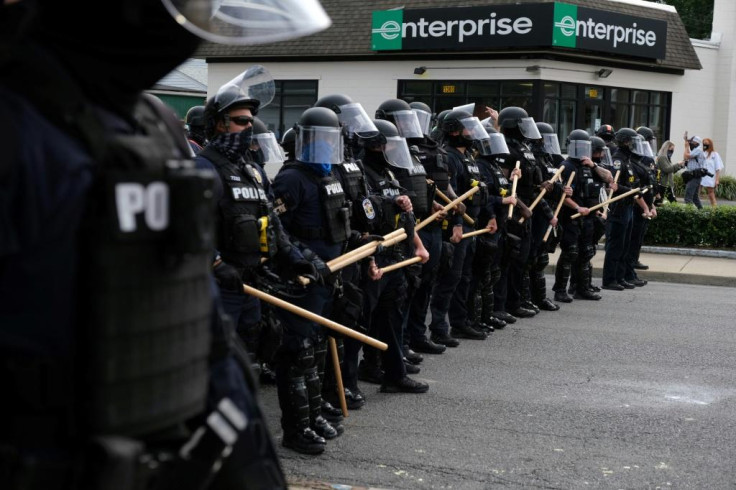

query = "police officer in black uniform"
[404,101,457,355]
[356,118,430,394]
[311,93,380,412]
[375,99,448,358]
[468,124,519,332]
[1,0,333,487]
[429,109,497,343]
[552,130,614,302]
[185,104,207,153]
[597,124,617,154]
[601,128,651,290]
[496,106,546,320]
[270,107,353,454]
[524,121,568,312]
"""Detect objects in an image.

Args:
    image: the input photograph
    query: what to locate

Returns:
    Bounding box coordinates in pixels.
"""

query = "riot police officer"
[495,106,547,320]
[552,130,614,302]
[600,128,650,290]
[376,99,448,355]
[356,118,430,394]
[250,116,286,171]
[185,104,206,153]
[596,124,617,154]
[404,101,456,355]
[524,121,568,312]
[271,107,352,454]
[312,93,380,412]
[469,124,519,332]
[429,109,496,343]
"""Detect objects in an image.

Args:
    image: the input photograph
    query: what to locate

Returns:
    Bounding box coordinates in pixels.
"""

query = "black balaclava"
[35,0,201,118]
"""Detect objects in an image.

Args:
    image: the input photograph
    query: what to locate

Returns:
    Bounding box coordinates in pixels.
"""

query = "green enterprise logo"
[553,2,577,48]
[372,10,404,50]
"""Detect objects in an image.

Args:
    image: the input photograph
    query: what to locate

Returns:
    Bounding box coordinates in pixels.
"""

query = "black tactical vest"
[79,96,214,437]
[508,140,542,203]
[393,162,432,219]
[201,147,275,268]
[364,162,404,236]
[447,147,486,218]
[410,140,450,193]
[480,155,512,198]
[574,162,604,207]
[334,159,377,232]
[610,149,638,213]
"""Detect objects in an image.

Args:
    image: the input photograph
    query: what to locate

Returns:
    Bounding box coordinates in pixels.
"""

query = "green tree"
[658,0,714,40]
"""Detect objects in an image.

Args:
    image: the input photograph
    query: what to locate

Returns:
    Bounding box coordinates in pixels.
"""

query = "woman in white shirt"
[700,138,724,207]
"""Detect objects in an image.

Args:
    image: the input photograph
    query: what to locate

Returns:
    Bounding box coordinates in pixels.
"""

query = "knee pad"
[295,339,315,370]
[560,245,579,264]
[580,245,596,263]
[535,252,549,271]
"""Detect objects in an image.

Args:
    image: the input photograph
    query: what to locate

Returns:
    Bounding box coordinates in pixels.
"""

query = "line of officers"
[187,84,661,456]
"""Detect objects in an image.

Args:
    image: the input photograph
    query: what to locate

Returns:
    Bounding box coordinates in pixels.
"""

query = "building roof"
[153,58,208,93]
[194,0,701,73]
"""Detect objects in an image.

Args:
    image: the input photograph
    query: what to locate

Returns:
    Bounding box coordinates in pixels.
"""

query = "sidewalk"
[547,246,736,288]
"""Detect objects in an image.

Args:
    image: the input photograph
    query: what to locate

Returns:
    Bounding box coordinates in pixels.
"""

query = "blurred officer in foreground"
[0,0,331,488]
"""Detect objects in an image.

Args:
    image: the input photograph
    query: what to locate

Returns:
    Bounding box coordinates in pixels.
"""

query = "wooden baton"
[543,170,576,242]
[328,337,349,417]
[507,160,521,219]
[519,166,564,224]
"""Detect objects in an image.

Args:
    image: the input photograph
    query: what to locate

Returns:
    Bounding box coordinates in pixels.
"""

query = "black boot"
[530,254,557,312]
[277,366,326,455]
[574,263,601,300]
[306,366,343,440]
[553,249,574,303]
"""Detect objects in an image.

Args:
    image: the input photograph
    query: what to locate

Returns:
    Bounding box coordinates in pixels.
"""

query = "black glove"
[213,261,243,292]
[292,259,319,283]
[347,230,384,251]
[310,254,332,286]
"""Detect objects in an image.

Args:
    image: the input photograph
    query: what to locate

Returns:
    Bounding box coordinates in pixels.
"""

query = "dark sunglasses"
[229,115,254,126]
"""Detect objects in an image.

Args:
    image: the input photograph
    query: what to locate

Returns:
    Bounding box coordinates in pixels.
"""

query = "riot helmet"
[566,129,592,160]
[281,126,297,162]
[295,107,344,165]
[204,65,275,139]
[590,136,613,167]
[442,109,490,148]
[497,106,541,140]
[314,94,379,139]
[596,124,615,143]
[409,101,433,137]
[614,127,639,153]
[375,98,423,139]
[185,105,206,145]
[536,122,562,156]
[161,0,331,46]
[362,119,414,169]
[250,117,285,165]
[478,124,510,156]
[636,126,657,157]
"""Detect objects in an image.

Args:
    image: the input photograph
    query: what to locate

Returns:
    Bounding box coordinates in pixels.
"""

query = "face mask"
[703,144,711,151]
[304,162,332,177]
[667,150,674,158]
[446,133,467,148]
[689,143,698,151]
[238,127,254,150]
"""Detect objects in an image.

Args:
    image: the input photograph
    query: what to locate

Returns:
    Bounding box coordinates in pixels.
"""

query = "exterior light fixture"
[414,66,427,75]
[597,68,613,78]
[526,65,541,72]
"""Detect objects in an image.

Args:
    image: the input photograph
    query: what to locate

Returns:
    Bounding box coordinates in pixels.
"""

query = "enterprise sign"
[371,2,667,60]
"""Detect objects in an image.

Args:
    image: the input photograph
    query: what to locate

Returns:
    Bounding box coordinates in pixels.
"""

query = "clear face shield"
[460,117,490,142]
[337,103,378,139]
[295,126,344,165]
[542,133,562,156]
[161,0,332,45]
[382,136,414,169]
[252,132,285,164]
[214,65,275,110]
[567,140,592,160]
[632,135,652,157]
[412,109,432,137]
[519,117,542,140]
[388,110,424,139]
[593,146,613,167]
[647,138,657,158]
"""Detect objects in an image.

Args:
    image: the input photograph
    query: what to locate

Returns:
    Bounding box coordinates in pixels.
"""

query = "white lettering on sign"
[404,13,533,43]
[115,182,169,232]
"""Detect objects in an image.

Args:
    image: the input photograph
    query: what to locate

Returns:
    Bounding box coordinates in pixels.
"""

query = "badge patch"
[362,198,376,219]
[613,159,622,170]
[250,167,262,184]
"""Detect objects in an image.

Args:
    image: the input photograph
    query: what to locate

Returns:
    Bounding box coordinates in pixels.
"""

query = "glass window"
[559,100,576,151]
[501,81,530,96]
[544,82,559,98]
[650,92,662,105]
[561,83,577,99]
[468,81,499,97]
[632,90,649,105]
[436,81,465,96]
[585,86,603,100]
[402,80,432,95]
[542,99,558,126]
[630,104,649,129]
[610,88,629,103]
[257,80,318,140]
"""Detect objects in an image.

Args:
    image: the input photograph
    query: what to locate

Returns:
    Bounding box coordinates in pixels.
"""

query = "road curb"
[544,264,736,288]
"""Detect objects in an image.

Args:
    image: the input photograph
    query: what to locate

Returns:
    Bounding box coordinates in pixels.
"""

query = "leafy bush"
[673,173,736,201]
[645,202,736,248]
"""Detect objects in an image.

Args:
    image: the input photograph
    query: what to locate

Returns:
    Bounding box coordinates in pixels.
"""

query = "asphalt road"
[258,279,736,489]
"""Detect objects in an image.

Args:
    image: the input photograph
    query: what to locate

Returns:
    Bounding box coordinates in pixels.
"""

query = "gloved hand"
[292,259,319,283]
[310,254,333,286]
[213,261,243,292]
[347,230,384,251]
